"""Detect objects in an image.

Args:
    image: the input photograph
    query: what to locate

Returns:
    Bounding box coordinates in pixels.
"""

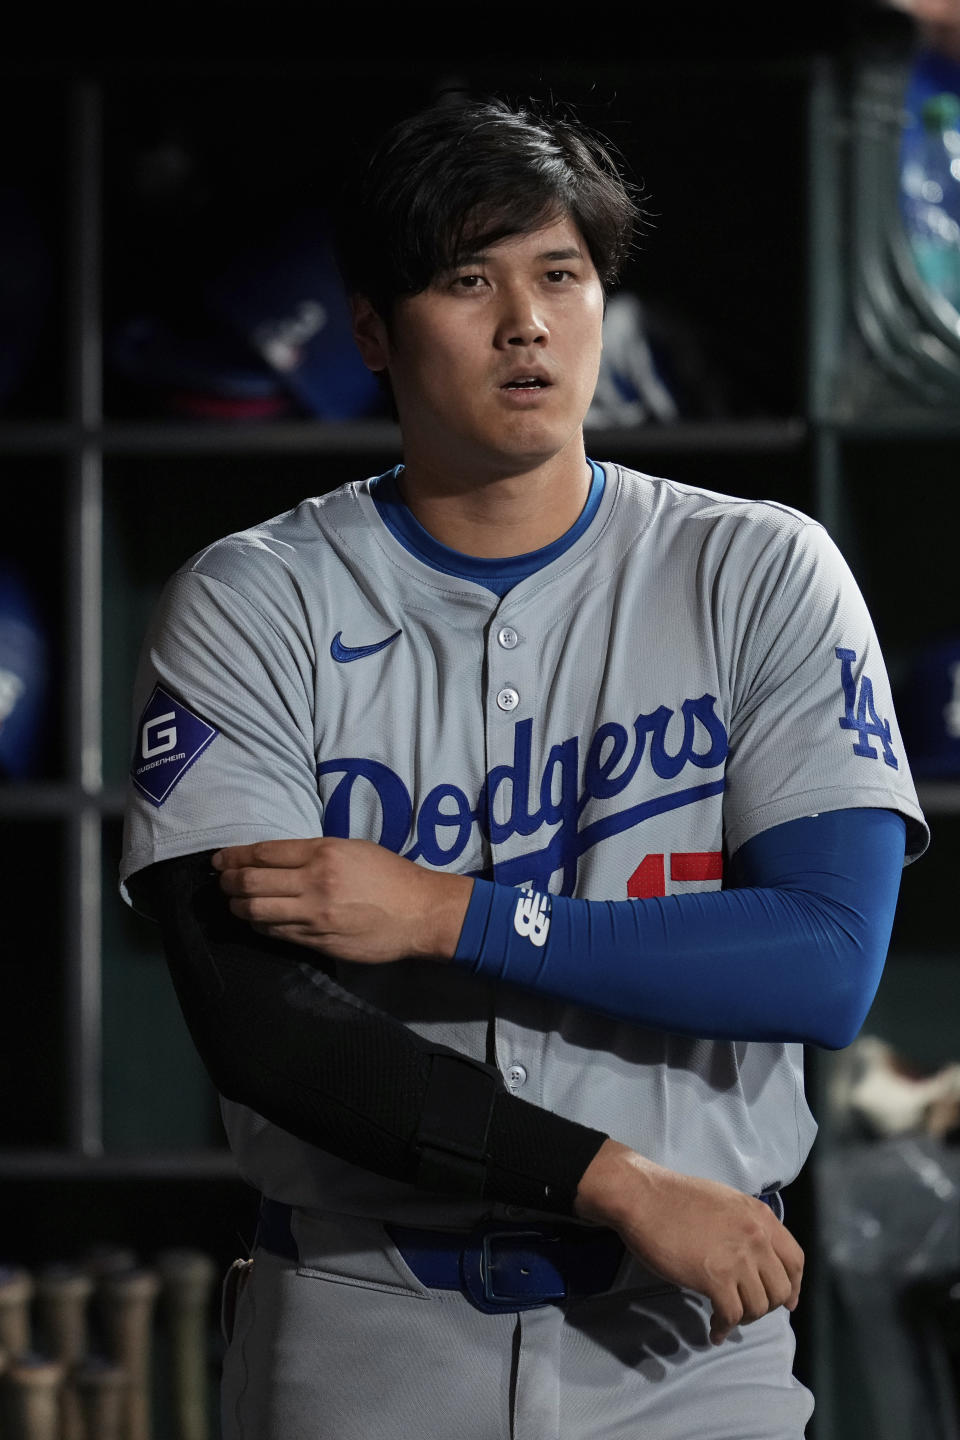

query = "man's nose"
[495,291,548,347]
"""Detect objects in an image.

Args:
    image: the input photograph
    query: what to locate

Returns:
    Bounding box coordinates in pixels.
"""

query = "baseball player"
[121,96,928,1439]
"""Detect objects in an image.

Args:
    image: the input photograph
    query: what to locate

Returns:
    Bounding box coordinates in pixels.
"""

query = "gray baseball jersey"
[121,461,927,1225]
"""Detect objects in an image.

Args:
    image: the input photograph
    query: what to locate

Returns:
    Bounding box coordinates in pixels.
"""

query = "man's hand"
[574,1140,804,1345]
[212,838,473,964]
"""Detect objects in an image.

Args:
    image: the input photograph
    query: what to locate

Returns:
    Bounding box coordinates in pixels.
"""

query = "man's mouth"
[502,377,550,389]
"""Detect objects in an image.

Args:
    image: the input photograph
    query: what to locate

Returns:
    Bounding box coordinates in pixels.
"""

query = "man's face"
[354,212,605,481]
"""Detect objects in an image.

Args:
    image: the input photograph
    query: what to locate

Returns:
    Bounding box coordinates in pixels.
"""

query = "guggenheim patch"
[131,684,218,807]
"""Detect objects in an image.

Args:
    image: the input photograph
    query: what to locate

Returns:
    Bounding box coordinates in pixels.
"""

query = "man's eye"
[546,270,573,282]
[453,274,486,289]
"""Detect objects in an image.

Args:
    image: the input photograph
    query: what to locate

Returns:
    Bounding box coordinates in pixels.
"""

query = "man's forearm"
[138,849,805,1341]
[212,810,906,1049]
[574,1138,804,1345]
[454,809,906,1047]
[137,850,604,1215]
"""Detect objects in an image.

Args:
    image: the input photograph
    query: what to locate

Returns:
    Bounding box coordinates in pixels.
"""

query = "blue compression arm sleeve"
[453,808,906,1049]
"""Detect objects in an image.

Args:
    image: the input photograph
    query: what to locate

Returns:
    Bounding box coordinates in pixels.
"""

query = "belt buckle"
[461,1223,565,1313]
[482,1228,566,1305]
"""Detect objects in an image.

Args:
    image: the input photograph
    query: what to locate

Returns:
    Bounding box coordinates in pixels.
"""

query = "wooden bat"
[73,1357,127,1440]
[34,1266,93,1440]
[35,1265,92,1360]
[0,1268,34,1360]
[4,1355,65,1440]
[98,1268,160,1440]
[0,1341,8,1440]
[76,1245,137,1398]
[156,1250,217,1440]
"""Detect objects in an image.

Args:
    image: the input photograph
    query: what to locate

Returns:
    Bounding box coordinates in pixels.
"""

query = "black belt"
[257,1192,781,1315]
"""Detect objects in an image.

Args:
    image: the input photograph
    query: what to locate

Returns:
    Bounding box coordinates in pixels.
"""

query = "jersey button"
[497,687,520,712]
[497,626,519,650]
[506,1064,528,1090]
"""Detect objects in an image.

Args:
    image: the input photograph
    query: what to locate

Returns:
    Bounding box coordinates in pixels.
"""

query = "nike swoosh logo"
[330,629,402,663]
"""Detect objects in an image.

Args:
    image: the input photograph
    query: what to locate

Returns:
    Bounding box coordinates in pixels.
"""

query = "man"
[121,96,927,1439]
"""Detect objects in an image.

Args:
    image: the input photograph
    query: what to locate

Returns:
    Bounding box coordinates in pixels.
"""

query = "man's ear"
[351,295,390,373]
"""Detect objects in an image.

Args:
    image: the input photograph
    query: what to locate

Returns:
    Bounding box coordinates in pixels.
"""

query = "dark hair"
[334,94,641,317]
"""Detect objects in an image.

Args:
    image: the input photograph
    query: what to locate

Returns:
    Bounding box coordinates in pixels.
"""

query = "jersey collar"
[369,461,606,597]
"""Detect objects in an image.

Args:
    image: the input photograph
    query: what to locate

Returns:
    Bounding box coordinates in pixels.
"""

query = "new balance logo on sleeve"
[514,891,551,947]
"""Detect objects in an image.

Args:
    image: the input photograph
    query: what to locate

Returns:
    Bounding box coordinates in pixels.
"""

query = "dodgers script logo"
[317,696,728,894]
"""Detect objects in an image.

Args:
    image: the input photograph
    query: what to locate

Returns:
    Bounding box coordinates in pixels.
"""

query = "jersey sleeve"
[720,515,928,863]
[121,561,325,902]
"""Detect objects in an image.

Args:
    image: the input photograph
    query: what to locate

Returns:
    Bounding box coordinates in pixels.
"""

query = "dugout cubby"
[0,458,69,785]
[0,71,68,423]
[0,817,68,1148]
[1,17,958,1436]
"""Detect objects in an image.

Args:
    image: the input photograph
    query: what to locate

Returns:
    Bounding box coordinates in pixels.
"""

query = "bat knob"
[36,1265,94,1299]
[156,1250,219,1440]
[157,1248,218,1303]
[36,1265,95,1361]
[98,1269,161,1440]
[6,1353,66,1440]
[0,1265,35,1358]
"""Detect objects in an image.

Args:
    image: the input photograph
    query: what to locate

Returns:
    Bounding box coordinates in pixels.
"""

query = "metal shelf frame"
[0,1149,241,1180]
[64,78,105,1157]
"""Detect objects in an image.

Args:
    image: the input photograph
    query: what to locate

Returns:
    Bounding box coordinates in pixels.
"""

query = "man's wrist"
[573,1138,656,1229]
[418,870,475,961]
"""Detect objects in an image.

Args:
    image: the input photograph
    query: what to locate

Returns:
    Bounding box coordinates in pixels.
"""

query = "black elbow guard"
[132,850,606,1215]
[415,1052,499,1195]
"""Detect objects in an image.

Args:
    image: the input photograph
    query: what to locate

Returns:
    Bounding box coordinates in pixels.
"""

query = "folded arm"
[133,848,803,1342]
[131,849,604,1215]
[214,807,906,1049]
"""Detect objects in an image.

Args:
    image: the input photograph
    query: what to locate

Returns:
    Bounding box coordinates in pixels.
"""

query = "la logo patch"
[836,648,898,769]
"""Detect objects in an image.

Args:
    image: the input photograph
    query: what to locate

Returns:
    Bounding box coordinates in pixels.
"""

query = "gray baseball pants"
[220,1210,814,1439]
